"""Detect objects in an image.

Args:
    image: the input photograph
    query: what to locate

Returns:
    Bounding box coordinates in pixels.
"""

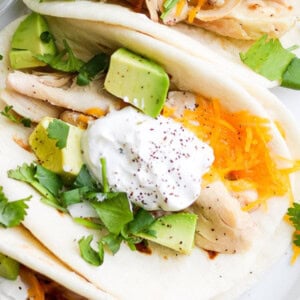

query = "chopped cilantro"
[47,119,70,149]
[101,233,122,255]
[78,235,103,266]
[0,106,32,128]
[73,217,104,230]
[0,187,30,228]
[7,163,64,211]
[73,165,98,191]
[76,53,109,86]
[61,187,90,207]
[240,35,295,81]
[92,192,133,235]
[36,39,84,73]
[35,165,63,197]
[126,208,155,235]
[287,203,300,246]
[0,54,2,60]
[100,158,109,193]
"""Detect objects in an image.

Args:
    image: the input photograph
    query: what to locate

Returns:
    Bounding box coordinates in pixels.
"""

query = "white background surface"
[0,1,300,299]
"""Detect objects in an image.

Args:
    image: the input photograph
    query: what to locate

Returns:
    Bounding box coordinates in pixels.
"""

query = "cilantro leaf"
[100,158,109,193]
[0,54,2,60]
[47,119,69,149]
[0,186,30,228]
[240,35,295,81]
[127,208,155,235]
[73,165,98,191]
[78,235,103,266]
[36,39,84,73]
[76,53,109,86]
[35,165,63,197]
[101,233,122,255]
[61,187,90,207]
[73,218,104,230]
[287,203,300,230]
[7,164,63,210]
[92,192,133,235]
[0,106,32,128]
[281,58,300,90]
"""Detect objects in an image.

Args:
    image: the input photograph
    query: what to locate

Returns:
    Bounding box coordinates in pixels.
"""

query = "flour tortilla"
[0,14,299,299]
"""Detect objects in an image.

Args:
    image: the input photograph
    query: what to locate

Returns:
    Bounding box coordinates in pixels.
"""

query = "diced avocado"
[29,117,83,181]
[136,213,197,254]
[104,48,169,118]
[282,58,300,90]
[9,13,56,69]
[0,253,19,280]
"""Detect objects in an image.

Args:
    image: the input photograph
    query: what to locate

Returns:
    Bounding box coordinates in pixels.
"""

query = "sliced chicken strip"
[6,71,122,116]
[193,0,297,39]
[0,89,63,123]
[189,181,257,253]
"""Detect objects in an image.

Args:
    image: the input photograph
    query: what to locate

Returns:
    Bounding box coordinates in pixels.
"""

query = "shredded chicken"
[189,181,257,253]
[0,89,63,123]
[60,110,95,129]
[6,71,122,117]
[153,0,296,39]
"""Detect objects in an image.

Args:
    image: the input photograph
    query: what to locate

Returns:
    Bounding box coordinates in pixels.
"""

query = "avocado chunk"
[136,213,197,254]
[10,13,56,69]
[0,253,19,280]
[104,48,169,118]
[29,117,83,180]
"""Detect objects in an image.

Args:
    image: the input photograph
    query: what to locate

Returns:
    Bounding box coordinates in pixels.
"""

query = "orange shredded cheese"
[85,107,106,118]
[187,0,205,23]
[176,0,186,17]
[163,95,300,211]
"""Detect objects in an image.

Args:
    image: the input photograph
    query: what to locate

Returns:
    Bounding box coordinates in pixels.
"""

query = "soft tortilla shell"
[0,15,299,299]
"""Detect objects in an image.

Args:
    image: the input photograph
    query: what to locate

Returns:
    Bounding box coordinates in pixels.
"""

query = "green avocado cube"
[10,13,56,69]
[29,117,83,181]
[104,48,169,118]
[0,253,19,280]
[136,213,198,254]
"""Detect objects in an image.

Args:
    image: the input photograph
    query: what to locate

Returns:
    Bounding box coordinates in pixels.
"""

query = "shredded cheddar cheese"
[85,107,106,118]
[163,95,300,211]
[187,0,205,23]
[176,0,186,17]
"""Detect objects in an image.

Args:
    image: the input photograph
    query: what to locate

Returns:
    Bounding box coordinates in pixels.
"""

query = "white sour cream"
[0,276,28,300]
[81,107,214,211]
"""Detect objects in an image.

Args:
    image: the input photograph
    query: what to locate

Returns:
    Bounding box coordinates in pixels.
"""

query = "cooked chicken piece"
[189,181,257,253]
[6,71,122,116]
[166,91,197,117]
[0,89,63,123]
[192,0,297,39]
[60,110,95,129]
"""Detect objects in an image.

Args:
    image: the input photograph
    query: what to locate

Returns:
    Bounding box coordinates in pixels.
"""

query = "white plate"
[0,2,300,300]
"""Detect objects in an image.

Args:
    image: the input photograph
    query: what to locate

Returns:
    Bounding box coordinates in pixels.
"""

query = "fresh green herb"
[126,208,156,235]
[61,187,90,207]
[35,165,63,197]
[73,217,104,230]
[160,0,179,19]
[47,119,70,149]
[281,58,300,90]
[77,53,109,86]
[36,39,84,73]
[0,106,32,127]
[0,186,30,228]
[287,203,300,246]
[78,235,103,266]
[240,35,295,81]
[100,158,109,193]
[101,233,122,255]
[73,164,98,191]
[7,163,62,209]
[40,31,54,43]
[92,192,133,235]
[0,54,3,60]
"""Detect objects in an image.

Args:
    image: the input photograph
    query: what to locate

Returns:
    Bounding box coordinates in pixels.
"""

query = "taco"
[0,11,300,299]
[21,0,300,89]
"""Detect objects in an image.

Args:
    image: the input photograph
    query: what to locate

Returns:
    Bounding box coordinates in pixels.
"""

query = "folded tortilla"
[22,0,300,89]
[0,13,299,299]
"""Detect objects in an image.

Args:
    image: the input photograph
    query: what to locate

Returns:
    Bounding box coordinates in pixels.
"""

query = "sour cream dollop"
[0,276,28,300]
[82,107,214,211]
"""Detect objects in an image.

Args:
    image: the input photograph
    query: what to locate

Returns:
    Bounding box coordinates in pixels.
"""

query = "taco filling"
[0,11,299,300]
